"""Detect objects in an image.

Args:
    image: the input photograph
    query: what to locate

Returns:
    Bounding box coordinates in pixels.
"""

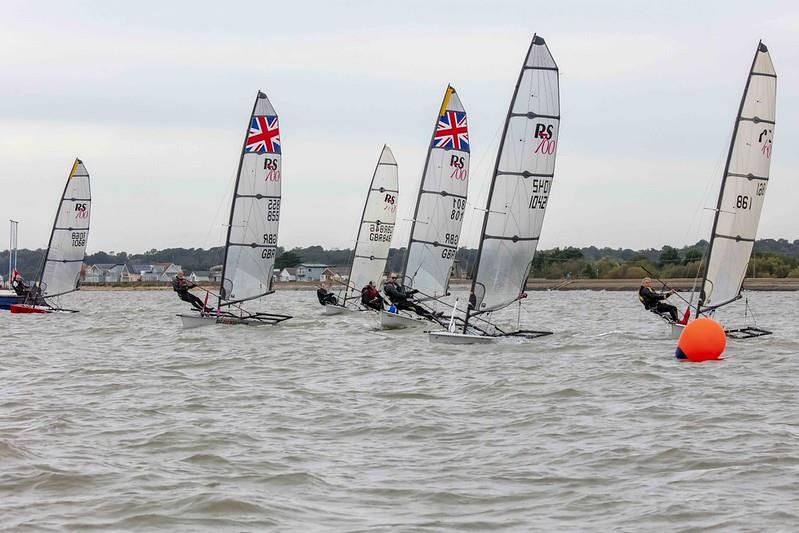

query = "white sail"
[344,145,399,303]
[471,35,560,313]
[40,159,91,298]
[401,85,470,299]
[699,42,776,312]
[220,91,282,305]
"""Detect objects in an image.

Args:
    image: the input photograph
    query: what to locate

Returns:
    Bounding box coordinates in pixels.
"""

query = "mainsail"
[470,35,560,314]
[39,159,91,299]
[220,91,282,306]
[401,85,470,299]
[698,42,776,313]
[344,145,399,304]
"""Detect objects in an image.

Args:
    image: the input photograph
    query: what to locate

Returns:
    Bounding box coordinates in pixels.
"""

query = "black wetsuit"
[361,285,384,311]
[384,281,430,317]
[173,277,208,311]
[11,278,28,297]
[468,292,477,312]
[639,286,678,322]
[317,288,337,306]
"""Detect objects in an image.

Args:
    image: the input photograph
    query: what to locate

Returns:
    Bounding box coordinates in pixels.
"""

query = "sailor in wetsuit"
[173,271,212,312]
[360,281,385,311]
[316,282,337,306]
[639,277,679,322]
[11,272,29,297]
[383,273,432,317]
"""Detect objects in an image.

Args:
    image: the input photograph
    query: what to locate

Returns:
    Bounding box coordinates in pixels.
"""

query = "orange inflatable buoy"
[676,317,726,362]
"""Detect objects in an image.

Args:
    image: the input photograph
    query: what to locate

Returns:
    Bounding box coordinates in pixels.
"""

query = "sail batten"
[401,85,470,299]
[343,145,399,303]
[698,42,776,313]
[38,158,91,299]
[469,35,561,315]
[219,91,282,306]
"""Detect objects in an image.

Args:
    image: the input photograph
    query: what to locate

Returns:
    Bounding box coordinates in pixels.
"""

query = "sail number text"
[71,231,87,247]
[529,178,551,210]
[735,183,766,210]
[266,199,280,221]
[450,198,466,221]
[369,223,393,242]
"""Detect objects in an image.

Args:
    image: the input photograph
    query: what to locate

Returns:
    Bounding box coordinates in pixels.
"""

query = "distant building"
[84,263,128,283]
[189,271,210,282]
[209,265,223,283]
[277,268,297,282]
[321,267,348,283]
[296,263,328,282]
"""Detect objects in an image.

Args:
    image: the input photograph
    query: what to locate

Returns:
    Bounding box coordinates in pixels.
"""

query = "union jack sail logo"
[433,110,469,152]
[245,115,281,154]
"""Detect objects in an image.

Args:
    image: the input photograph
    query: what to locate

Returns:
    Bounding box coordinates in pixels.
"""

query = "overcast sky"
[1,0,796,254]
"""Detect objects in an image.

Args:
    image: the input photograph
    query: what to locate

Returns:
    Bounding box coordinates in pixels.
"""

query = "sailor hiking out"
[360,281,385,311]
[383,273,432,318]
[638,277,680,323]
[316,283,337,306]
[173,271,212,313]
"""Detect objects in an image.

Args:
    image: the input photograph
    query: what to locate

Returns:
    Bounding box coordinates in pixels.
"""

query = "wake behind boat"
[430,35,560,344]
[177,91,291,328]
[10,159,91,314]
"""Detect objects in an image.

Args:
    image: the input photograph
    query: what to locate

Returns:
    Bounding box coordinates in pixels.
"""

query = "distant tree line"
[4,238,799,281]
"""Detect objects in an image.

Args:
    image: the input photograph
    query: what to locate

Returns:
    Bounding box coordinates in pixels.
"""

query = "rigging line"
[203,169,239,250]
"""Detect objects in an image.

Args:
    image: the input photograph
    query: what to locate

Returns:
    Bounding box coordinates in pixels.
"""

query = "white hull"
[429,331,495,345]
[322,305,362,316]
[671,323,685,339]
[379,310,428,330]
[178,314,217,329]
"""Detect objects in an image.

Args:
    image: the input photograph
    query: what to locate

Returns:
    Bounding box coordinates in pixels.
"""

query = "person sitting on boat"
[638,277,679,322]
[383,274,432,318]
[468,290,477,311]
[316,283,337,306]
[173,271,212,313]
[360,281,385,311]
[11,272,29,297]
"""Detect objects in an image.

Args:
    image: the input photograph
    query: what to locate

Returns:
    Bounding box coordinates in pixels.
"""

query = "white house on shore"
[295,264,328,282]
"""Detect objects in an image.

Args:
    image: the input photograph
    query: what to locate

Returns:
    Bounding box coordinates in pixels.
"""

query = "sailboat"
[430,35,561,344]
[380,85,470,329]
[10,159,91,313]
[178,91,292,329]
[0,220,22,310]
[668,42,776,340]
[322,145,399,316]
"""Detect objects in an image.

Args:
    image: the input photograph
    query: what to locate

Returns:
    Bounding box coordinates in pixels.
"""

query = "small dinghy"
[10,159,91,314]
[653,42,777,340]
[177,91,291,328]
[321,145,399,316]
[428,35,560,344]
[383,85,470,329]
[0,220,23,310]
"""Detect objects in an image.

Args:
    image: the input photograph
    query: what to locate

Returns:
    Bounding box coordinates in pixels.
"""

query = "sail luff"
[38,158,91,299]
[219,91,262,302]
[467,35,561,318]
[697,42,776,315]
[467,37,538,324]
[400,85,470,299]
[219,91,282,306]
[343,145,398,304]
[400,85,453,281]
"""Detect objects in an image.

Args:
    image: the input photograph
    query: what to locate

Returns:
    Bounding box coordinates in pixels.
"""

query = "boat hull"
[9,304,50,314]
[379,310,428,330]
[322,305,362,316]
[671,323,685,339]
[178,313,292,329]
[0,291,23,311]
[429,331,495,345]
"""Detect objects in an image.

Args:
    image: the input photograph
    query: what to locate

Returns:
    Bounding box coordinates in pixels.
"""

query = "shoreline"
[76,278,799,292]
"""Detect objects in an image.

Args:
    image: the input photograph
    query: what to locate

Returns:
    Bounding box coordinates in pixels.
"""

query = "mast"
[219,91,263,303]
[697,41,776,316]
[343,145,398,304]
[399,85,470,299]
[465,34,560,328]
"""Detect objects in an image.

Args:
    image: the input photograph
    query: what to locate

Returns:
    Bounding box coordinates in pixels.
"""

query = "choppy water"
[1,289,798,531]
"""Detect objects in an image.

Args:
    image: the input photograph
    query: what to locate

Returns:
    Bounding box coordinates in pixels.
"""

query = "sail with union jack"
[400,85,470,300]
[245,115,281,154]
